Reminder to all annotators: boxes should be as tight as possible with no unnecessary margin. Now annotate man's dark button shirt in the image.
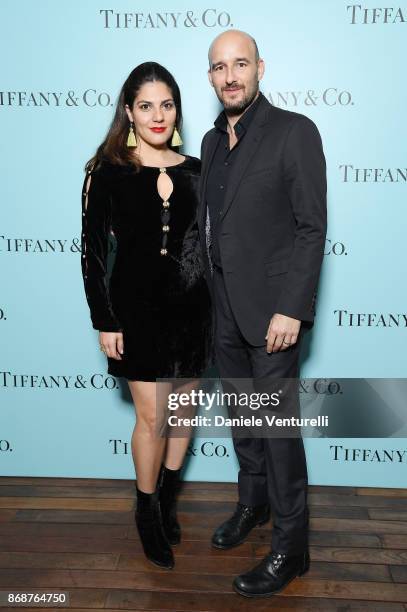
[206,93,262,269]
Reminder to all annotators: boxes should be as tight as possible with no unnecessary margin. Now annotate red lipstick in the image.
[150,127,166,133]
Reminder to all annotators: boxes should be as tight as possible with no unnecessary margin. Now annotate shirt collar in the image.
[214,91,263,138]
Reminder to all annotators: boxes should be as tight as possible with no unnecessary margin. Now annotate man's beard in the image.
[220,83,258,115]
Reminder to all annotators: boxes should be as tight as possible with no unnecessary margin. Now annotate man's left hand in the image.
[265,313,301,353]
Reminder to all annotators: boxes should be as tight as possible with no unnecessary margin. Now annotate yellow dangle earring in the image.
[127,121,138,147]
[171,126,183,147]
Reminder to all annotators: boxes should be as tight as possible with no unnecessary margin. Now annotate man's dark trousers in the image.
[213,263,309,555]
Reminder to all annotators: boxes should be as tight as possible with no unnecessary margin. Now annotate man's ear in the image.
[257,59,265,81]
[207,68,214,88]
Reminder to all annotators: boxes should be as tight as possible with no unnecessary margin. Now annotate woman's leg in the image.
[128,380,172,492]
[127,379,175,568]
[163,379,200,469]
[158,379,201,545]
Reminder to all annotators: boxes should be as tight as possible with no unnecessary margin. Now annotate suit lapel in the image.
[197,94,271,277]
[221,99,270,220]
[199,130,221,227]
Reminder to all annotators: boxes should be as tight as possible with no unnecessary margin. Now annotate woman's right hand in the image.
[99,331,124,360]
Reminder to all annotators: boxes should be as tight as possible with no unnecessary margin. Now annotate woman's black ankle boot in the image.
[158,464,182,545]
[135,485,174,569]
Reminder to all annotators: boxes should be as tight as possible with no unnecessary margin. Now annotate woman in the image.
[80,62,213,569]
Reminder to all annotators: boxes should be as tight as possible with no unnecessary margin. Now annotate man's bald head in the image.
[208,29,259,67]
[207,29,264,116]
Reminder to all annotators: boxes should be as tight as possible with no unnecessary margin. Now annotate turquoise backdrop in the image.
[1,0,406,486]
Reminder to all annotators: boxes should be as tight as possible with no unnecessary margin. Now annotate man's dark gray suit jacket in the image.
[198,92,327,346]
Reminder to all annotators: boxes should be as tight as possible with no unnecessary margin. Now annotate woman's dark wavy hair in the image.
[85,62,183,172]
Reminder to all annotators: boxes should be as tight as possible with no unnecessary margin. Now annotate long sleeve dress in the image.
[80,154,213,381]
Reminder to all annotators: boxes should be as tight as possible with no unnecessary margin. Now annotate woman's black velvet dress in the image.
[80,155,213,381]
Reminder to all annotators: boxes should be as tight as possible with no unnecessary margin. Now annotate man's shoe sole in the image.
[211,515,270,550]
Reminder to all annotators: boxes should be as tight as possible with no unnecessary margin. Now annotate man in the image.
[198,30,327,597]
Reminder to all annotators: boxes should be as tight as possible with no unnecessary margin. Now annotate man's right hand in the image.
[99,331,124,360]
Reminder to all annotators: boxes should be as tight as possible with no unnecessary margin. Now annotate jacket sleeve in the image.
[274,116,327,323]
[80,165,123,332]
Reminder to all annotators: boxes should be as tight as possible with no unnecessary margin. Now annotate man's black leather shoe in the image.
[233,549,310,597]
[211,502,270,549]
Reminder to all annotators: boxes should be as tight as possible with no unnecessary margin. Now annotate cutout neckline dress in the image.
[81,154,213,381]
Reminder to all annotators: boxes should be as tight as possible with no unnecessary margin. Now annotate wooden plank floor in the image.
[0,477,407,611]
